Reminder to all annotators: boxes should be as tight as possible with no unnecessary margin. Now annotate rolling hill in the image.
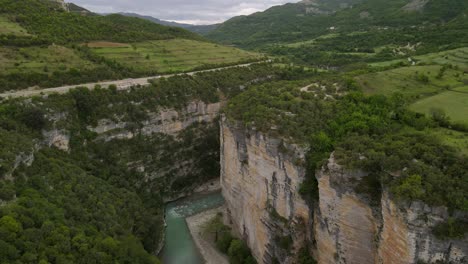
[0,0,260,92]
[117,13,219,35]
[206,0,468,49]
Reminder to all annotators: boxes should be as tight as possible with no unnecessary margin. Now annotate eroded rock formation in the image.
[221,119,468,264]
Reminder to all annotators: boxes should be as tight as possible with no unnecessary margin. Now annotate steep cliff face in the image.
[315,154,378,264]
[220,118,311,263]
[221,120,468,264]
[88,101,221,141]
[316,155,467,264]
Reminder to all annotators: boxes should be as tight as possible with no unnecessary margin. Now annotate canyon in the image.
[220,119,468,264]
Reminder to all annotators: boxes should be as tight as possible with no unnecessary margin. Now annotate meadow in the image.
[0,45,97,74]
[369,47,468,69]
[87,39,261,74]
[410,88,468,125]
[356,65,466,96]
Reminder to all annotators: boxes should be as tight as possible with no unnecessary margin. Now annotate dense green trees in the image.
[225,77,468,213]
[0,0,201,44]
[207,215,256,264]
[0,64,295,263]
[0,149,161,264]
[207,0,468,49]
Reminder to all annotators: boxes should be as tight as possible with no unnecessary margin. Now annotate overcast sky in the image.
[71,0,299,25]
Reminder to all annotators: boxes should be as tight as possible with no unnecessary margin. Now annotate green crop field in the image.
[0,45,97,74]
[409,89,468,125]
[356,65,466,96]
[370,47,468,69]
[88,39,261,74]
[0,15,29,35]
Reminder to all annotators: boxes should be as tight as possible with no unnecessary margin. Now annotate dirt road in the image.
[0,61,267,99]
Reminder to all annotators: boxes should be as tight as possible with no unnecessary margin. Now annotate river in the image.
[160,192,225,264]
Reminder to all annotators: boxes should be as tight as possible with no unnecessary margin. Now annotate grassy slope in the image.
[355,47,468,154]
[206,0,468,48]
[370,47,468,68]
[87,39,260,73]
[0,15,28,35]
[356,65,466,96]
[0,45,97,74]
[0,0,260,90]
[410,89,468,124]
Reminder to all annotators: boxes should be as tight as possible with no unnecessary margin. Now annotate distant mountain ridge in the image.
[117,13,219,35]
[206,0,468,48]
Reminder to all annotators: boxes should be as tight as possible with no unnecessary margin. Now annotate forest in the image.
[0,64,310,263]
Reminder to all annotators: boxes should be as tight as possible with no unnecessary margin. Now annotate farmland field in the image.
[370,47,468,69]
[87,39,261,74]
[356,65,466,96]
[409,89,468,125]
[0,45,97,74]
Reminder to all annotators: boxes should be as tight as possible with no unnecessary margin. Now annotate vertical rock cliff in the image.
[221,119,468,264]
[221,118,312,263]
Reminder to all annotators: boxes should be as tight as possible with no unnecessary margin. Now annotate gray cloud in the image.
[71,0,299,25]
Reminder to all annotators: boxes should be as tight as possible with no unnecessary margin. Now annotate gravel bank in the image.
[186,206,229,264]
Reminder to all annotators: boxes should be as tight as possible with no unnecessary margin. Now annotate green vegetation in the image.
[409,91,468,125]
[0,15,28,35]
[0,0,201,44]
[369,47,468,69]
[0,0,262,92]
[0,64,283,263]
[226,77,468,211]
[0,45,96,75]
[433,218,468,240]
[88,39,261,74]
[205,214,256,264]
[354,55,467,126]
[0,149,161,264]
[430,128,468,156]
[207,0,468,49]
[356,65,466,97]
[297,247,317,264]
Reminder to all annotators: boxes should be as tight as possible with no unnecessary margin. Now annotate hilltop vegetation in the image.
[86,39,260,75]
[207,0,468,49]
[0,0,201,44]
[225,74,468,212]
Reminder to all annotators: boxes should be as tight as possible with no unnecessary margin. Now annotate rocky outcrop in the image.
[42,129,70,152]
[221,120,468,264]
[88,101,221,141]
[402,0,429,12]
[220,118,311,263]
[315,155,378,264]
[316,155,467,264]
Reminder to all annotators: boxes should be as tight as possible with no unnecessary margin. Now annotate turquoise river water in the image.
[160,192,225,264]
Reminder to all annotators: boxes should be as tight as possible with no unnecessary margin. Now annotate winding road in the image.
[0,61,268,99]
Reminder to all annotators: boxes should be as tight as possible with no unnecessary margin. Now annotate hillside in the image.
[118,13,219,35]
[207,0,468,49]
[0,0,260,92]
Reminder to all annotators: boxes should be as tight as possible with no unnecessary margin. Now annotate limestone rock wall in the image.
[221,120,467,264]
[315,155,467,264]
[88,101,221,141]
[220,118,311,263]
[315,155,378,264]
